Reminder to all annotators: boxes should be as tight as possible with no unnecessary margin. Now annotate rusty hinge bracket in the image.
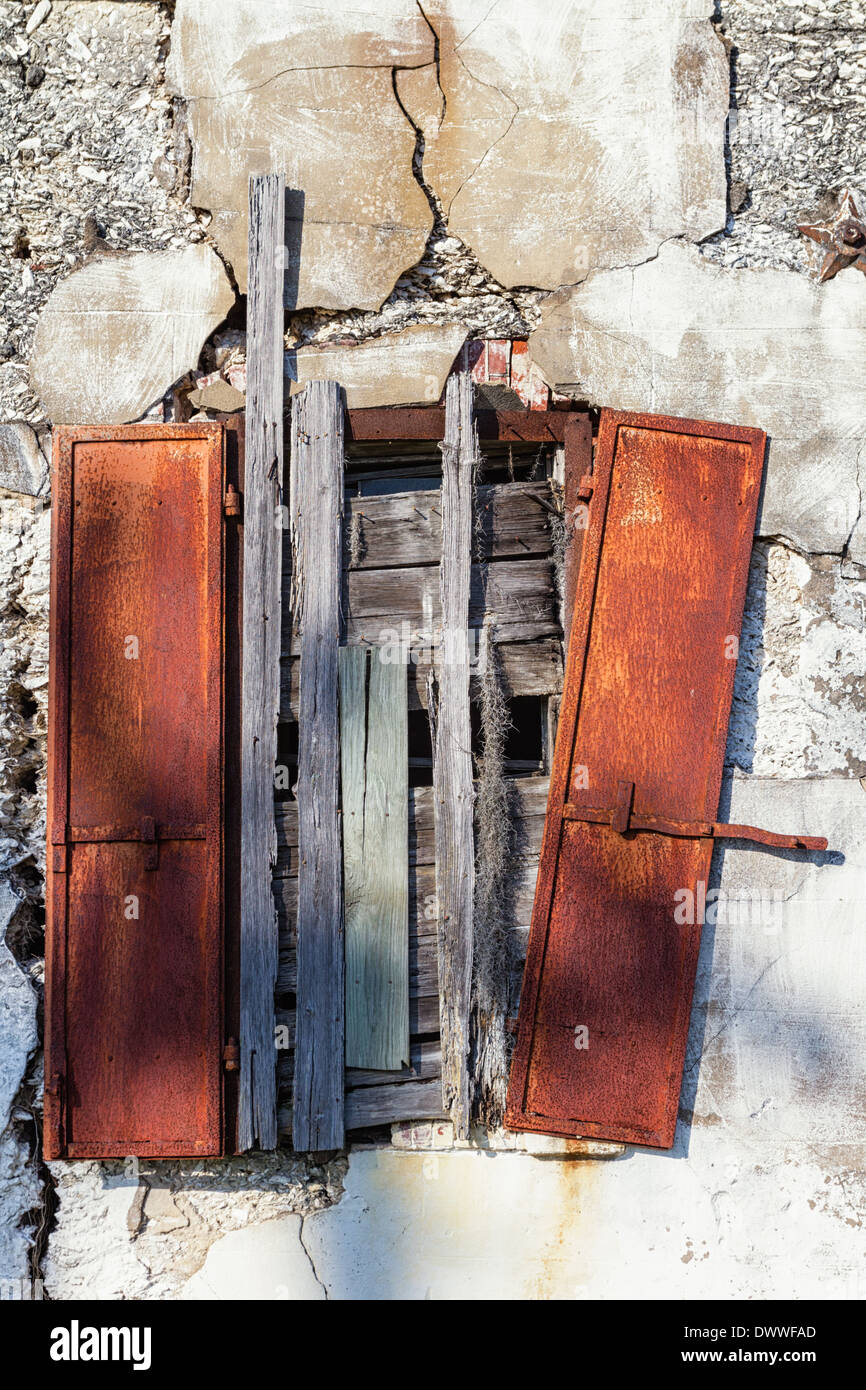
[576,472,594,502]
[223,1037,240,1072]
[50,823,67,873]
[564,780,828,852]
[224,483,242,518]
[141,815,158,871]
[45,1072,65,1152]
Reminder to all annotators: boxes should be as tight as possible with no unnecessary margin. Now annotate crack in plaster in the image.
[443,48,520,221]
[298,1214,329,1299]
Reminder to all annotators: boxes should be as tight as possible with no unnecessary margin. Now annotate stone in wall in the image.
[167,0,435,309]
[708,0,866,272]
[31,244,234,424]
[287,322,467,407]
[0,423,48,496]
[0,880,40,1290]
[0,495,50,877]
[530,239,866,558]
[0,1,202,425]
[400,0,728,290]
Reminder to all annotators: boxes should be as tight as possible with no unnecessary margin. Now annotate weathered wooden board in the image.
[338,482,555,569]
[339,646,409,1071]
[431,373,476,1139]
[275,775,550,879]
[277,996,441,1052]
[279,1077,447,1136]
[562,413,593,649]
[286,557,556,652]
[278,1039,442,1092]
[290,380,345,1153]
[274,859,538,999]
[506,411,768,1150]
[239,174,284,1152]
[280,637,563,721]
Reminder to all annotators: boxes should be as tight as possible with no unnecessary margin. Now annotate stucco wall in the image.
[0,0,864,1301]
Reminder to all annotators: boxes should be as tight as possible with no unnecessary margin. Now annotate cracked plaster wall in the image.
[0,0,863,1301]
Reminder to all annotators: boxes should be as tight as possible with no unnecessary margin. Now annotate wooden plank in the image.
[290,380,345,1152]
[279,1077,447,1136]
[276,995,441,1051]
[430,372,476,1139]
[285,556,555,652]
[346,1079,447,1128]
[281,638,563,721]
[239,173,284,1153]
[339,481,555,569]
[340,646,409,1070]
[563,414,593,649]
[274,858,539,997]
[278,1039,442,1092]
[275,775,551,878]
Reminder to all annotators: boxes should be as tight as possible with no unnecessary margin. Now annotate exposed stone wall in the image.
[0,0,863,1301]
[708,0,866,270]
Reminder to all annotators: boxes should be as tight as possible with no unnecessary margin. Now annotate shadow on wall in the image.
[653,437,847,1161]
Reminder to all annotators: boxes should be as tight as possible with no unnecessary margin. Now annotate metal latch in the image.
[564,780,828,853]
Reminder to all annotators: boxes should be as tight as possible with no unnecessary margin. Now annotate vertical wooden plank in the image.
[240,174,284,1151]
[291,379,345,1151]
[340,647,409,1072]
[562,413,593,651]
[431,371,475,1138]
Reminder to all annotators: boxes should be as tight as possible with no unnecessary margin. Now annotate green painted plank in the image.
[339,647,409,1071]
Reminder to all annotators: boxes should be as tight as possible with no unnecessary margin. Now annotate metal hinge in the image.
[45,1072,65,1154]
[576,472,594,502]
[224,483,241,518]
[223,1038,240,1072]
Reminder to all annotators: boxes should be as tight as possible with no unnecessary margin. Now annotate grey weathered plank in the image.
[278,1077,447,1136]
[275,774,551,878]
[338,481,555,569]
[276,994,441,1052]
[285,557,556,653]
[280,637,563,721]
[290,380,345,1152]
[278,1039,442,1093]
[345,1079,447,1128]
[277,897,533,1000]
[239,173,284,1151]
[274,858,540,995]
[430,372,476,1139]
[339,646,409,1071]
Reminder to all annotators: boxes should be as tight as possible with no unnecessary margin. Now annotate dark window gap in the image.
[276,721,298,800]
[409,694,545,788]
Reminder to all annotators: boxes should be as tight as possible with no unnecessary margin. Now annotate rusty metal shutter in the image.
[45,426,226,1158]
[506,411,827,1149]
